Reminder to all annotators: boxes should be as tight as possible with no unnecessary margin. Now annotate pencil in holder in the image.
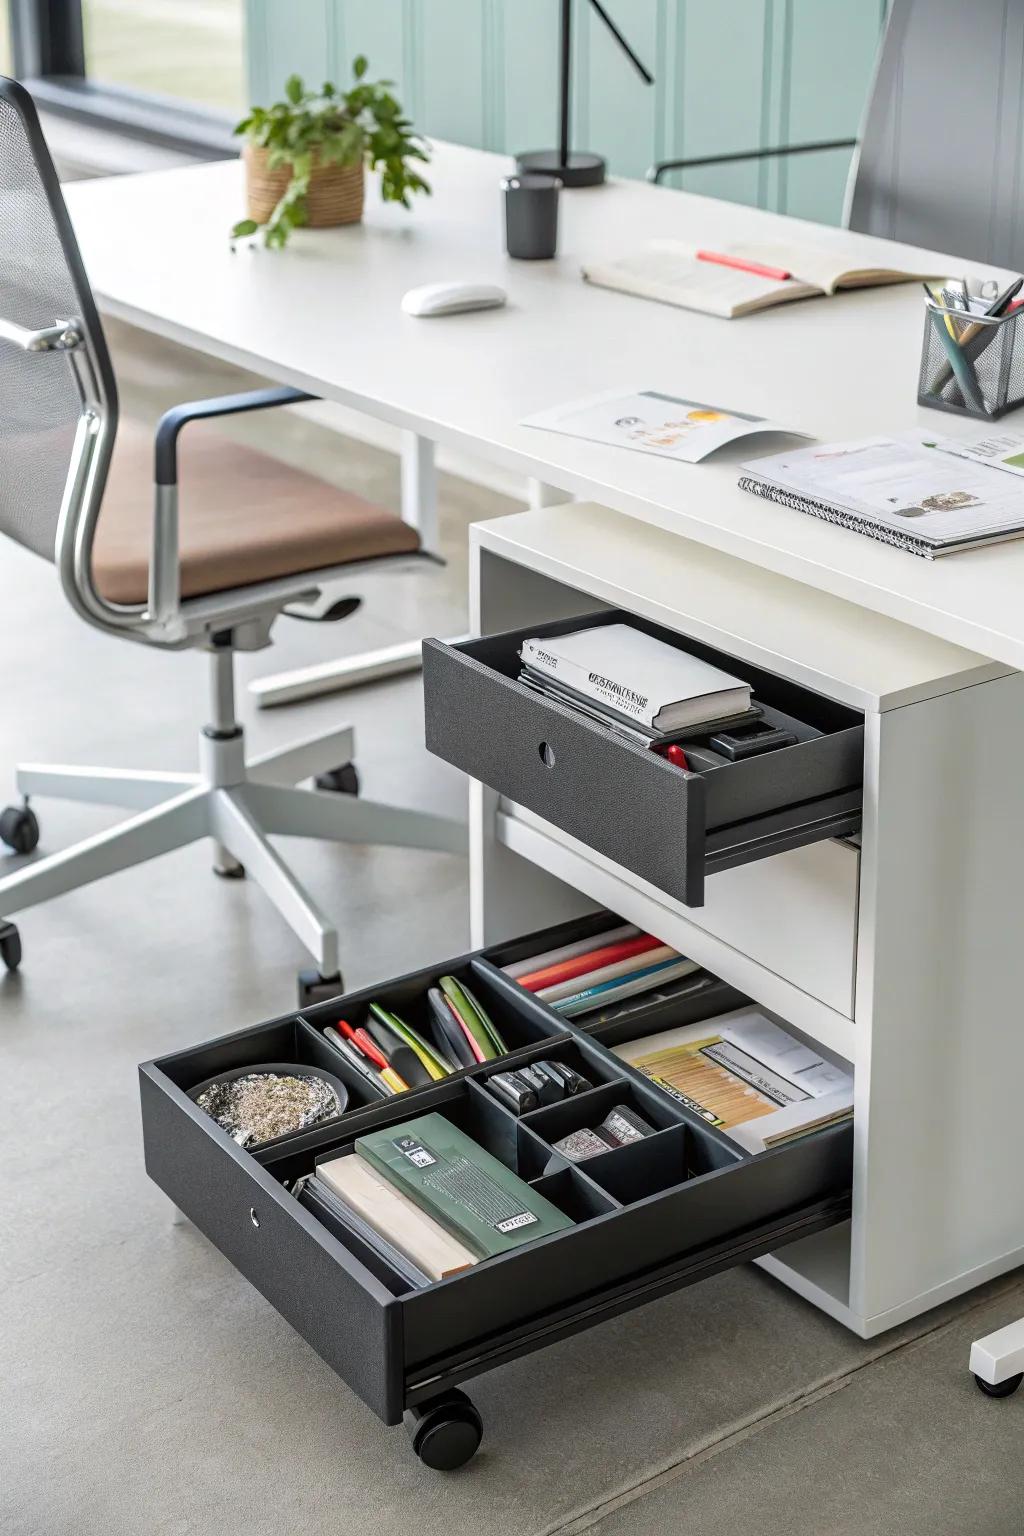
[918,300,1024,420]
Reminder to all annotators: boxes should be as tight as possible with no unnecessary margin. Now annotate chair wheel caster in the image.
[975,1371,1024,1398]
[0,920,22,972]
[213,857,245,879]
[297,968,344,1008]
[0,804,39,854]
[405,1390,483,1471]
[314,763,360,796]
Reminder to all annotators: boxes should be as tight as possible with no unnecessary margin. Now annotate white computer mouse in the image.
[401,281,507,317]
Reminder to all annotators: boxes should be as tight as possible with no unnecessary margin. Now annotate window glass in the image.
[82,0,246,115]
[0,3,11,77]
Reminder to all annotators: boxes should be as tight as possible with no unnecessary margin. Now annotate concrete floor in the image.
[2,329,1023,1535]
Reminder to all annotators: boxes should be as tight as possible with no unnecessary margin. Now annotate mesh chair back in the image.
[848,0,1024,267]
[0,79,117,563]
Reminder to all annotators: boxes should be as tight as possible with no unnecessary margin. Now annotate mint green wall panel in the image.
[774,0,880,220]
[417,0,487,147]
[332,1,407,98]
[246,0,887,226]
[246,0,332,101]
[497,0,559,159]
[673,0,772,209]
[575,0,660,181]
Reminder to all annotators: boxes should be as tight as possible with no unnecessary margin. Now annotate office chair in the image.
[0,78,464,1002]
[649,0,1024,270]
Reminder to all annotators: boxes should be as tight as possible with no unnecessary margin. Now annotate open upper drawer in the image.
[422,611,864,907]
[139,914,853,1429]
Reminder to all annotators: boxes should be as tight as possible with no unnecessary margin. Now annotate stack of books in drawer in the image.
[518,622,755,747]
[293,1112,573,1289]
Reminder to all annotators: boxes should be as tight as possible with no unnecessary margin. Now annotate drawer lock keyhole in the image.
[539,741,556,768]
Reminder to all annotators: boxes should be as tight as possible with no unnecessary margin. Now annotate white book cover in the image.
[520,623,749,733]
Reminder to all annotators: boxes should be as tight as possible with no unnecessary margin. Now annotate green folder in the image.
[355,1113,573,1259]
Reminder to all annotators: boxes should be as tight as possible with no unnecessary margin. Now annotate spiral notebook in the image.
[739,434,1024,558]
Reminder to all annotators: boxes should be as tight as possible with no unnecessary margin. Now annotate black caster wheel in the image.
[212,857,245,880]
[0,804,39,855]
[405,1389,483,1471]
[297,968,345,1008]
[314,762,360,796]
[0,920,22,972]
[975,1371,1024,1398]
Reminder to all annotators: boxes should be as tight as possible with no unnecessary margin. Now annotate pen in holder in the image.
[918,298,1024,420]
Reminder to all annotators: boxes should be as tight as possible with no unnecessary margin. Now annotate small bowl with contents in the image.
[189,1063,348,1151]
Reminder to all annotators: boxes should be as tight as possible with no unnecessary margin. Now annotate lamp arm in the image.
[586,0,654,84]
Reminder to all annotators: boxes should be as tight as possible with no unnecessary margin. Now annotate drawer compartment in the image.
[422,611,864,906]
[140,916,852,1436]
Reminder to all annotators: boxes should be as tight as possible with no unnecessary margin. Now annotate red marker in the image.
[696,250,791,282]
[661,744,689,771]
[336,1017,391,1071]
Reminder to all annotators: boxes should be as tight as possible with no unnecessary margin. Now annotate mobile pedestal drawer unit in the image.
[139,911,852,1470]
[447,502,1024,1356]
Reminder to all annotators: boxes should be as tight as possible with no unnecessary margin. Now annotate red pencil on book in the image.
[696,250,791,281]
[516,933,664,992]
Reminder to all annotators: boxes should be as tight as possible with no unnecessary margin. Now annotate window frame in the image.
[9,0,238,157]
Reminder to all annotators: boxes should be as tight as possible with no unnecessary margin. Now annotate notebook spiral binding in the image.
[737,475,935,559]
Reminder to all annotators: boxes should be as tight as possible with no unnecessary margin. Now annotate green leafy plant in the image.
[231,57,430,249]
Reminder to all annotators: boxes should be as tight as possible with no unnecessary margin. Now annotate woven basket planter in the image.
[243,143,365,228]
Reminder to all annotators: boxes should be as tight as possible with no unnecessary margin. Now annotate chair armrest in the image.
[154,385,317,485]
[149,385,317,628]
[647,137,857,184]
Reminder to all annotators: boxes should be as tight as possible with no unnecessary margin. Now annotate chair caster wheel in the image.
[405,1390,482,1471]
[0,920,22,972]
[297,968,344,1008]
[0,804,39,854]
[975,1371,1024,1398]
[314,763,360,796]
[213,857,245,879]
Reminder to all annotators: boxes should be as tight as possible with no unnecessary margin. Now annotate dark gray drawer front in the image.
[423,634,706,902]
[422,620,864,906]
[139,1068,404,1424]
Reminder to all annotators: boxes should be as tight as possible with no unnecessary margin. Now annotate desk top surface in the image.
[64,141,1024,670]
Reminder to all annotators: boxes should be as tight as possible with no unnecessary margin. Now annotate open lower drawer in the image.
[139,913,853,1460]
[422,610,864,906]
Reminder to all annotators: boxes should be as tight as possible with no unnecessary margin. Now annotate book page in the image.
[582,241,818,316]
[523,388,809,464]
[729,241,930,295]
[743,433,1024,548]
[938,428,1024,479]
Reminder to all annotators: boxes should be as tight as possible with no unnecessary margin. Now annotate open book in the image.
[582,240,935,318]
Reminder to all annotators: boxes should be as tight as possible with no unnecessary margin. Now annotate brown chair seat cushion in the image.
[92,418,420,605]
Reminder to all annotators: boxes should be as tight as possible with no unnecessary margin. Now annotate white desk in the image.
[63,142,1024,1340]
[65,141,1024,672]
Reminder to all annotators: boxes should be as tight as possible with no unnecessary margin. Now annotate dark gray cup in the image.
[502,172,561,260]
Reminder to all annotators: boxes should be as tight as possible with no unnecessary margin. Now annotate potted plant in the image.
[231,58,430,248]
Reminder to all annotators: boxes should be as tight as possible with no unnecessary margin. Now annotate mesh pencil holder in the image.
[918,301,1024,420]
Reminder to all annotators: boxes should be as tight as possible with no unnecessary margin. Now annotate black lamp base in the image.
[514,149,606,188]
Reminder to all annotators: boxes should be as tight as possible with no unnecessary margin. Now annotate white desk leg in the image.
[527,478,568,509]
[401,429,439,548]
[250,432,439,709]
